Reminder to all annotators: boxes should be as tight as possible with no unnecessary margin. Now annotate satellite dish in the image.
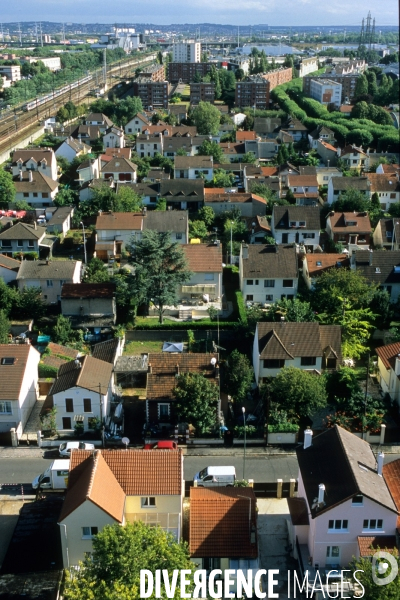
[122,437,130,450]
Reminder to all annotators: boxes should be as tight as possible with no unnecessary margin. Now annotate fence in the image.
[125,329,237,343]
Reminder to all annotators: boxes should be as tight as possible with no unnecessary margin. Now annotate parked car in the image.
[59,441,95,457]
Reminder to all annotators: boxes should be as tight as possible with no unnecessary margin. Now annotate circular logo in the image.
[372,551,398,586]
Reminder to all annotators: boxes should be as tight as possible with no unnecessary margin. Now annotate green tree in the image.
[332,188,369,212]
[54,188,78,207]
[174,372,218,434]
[197,206,215,228]
[113,186,143,212]
[0,310,10,343]
[189,219,208,240]
[127,230,193,324]
[52,315,75,346]
[311,268,374,316]
[270,367,328,418]
[155,197,167,211]
[63,521,195,600]
[354,73,369,98]
[324,366,361,404]
[223,350,254,403]
[349,552,400,599]
[389,203,400,218]
[83,258,110,283]
[0,170,16,207]
[212,169,235,188]
[347,128,374,147]
[0,279,13,315]
[192,101,221,135]
[366,70,378,96]
[197,139,225,163]
[266,298,316,322]
[11,287,45,320]
[241,152,257,164]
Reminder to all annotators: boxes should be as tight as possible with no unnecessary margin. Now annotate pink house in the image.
[289,425,399,580]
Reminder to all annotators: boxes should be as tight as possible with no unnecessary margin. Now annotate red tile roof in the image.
[357,536,398,556]
[305,253,350,276]
[182,244,223,272]
[190,488,257,558]
[328,212,372,233]
[236,131,256,142]
[0,344,39,401]
[68,448,183,496]
[96,212,143,231]
[260,167,279,176]
[383,458,400,527]
[61,283,116,299]
[375,342,400,370]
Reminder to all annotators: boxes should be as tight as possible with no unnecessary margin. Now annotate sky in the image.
[3,1,399,28]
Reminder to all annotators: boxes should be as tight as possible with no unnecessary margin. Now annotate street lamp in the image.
[242,406,246,480]
[80,221,87,265]
[230,221,234,265]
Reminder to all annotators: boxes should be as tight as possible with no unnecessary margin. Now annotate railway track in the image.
[0,53,157,154]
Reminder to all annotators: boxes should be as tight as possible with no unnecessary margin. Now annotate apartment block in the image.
[139,64,165,82]
[235,67,292,109]
[132,78,169,109]
[167,62,212,84]
[309,78,342,108]
[303,73,360,103]
[190,82,215,105]
[172,41,201,63]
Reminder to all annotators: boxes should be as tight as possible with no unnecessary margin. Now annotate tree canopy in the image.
[269,366,328,418]
[192,101,221,135]
[0,170,15,207]
[127,230,192,324]
[63,521,195,600]
[174,372,219,434]
[222,350,254,403]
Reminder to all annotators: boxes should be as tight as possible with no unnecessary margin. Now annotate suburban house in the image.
[366,173,400,211]
[243,165,279,193]
[124,113,150,134]
[0,222,46,256]
[16,260,82,304]
[177,243,223,309]
[13,171,59,208]
[376,342,400,411]
[316,139,339,167]
[60,283,117,330]
[338,144,368,170]
[103,126,125,150]
[55,137,91,162]
[352,250,400,303]
[247,215,271,243]
[136,134,163,158]
[189,487,258,591]
[162,137,193,158]
[146,353,219,427]
[219,142,246,163]
[173,156,214,180]
[45,206,75,237]
[83,112,113,132]
[280,118,308,142]
[326,211,372,249]
[104,147,132,160]
[270,206,321,251]
[12,148,58,181]
[254,117,281,138]
[0,253,21,283]
[45,354,114,433]
[326,177,370,205]
[92,337,124,367]
[308,125,336,150]
[159,180,204,212]
[0,344,40,441]
[76,158,100,184]
[314,167,342,187]
[95,210,189,259]
[58,448,184,567]
[373,219,400,250]
[289,425,398,580]
[100,156,138,183]
[253,321,342,382]
[239,244,298,305]
[143,168,170,183]
[204,190,267,218]
[302,253,350,289]
[286,175,319,205]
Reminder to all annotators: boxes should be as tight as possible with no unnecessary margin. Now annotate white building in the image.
[309,78,342,109]
[172,40,201,63]
[0,64,20,82]
[16,260,81,304]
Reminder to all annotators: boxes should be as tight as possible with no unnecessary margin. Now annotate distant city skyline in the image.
[2,1,398,28]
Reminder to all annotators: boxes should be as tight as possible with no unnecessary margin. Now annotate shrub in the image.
[38,363,58,378]
[235,291,248,325]
[267,423,300,433]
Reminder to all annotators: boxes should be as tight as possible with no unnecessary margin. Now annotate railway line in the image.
[0,53,157,155]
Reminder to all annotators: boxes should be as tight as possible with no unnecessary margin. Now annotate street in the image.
[0,449,399,487]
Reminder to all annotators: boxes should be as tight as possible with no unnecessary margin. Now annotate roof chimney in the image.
[303,428,313,449]
[318,483,325,504]
[377,452,384,477]
[29,170,33,183]
[19,169,23,181]
[242,244,249,260]
[148,363,152,374]
[34,221,37,230]
[142,206,147,216]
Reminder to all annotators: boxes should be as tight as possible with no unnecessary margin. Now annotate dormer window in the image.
[289,221,297,227]
[1,357,15,365]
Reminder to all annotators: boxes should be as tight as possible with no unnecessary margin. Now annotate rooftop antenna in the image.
[17,22,22,46]
[122,436,130,451]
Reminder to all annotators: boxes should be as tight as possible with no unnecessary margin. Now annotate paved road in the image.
[1,450,399,487]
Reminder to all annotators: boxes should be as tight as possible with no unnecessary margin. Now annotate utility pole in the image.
[17,23,22,46]
[103,48,107,88]
[39,22,43,47]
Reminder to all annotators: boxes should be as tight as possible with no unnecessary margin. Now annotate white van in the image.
[194,466,236,487]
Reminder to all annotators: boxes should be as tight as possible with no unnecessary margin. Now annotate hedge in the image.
[235,291,248,325]
[267,423,300,433]
[38,363,58,378]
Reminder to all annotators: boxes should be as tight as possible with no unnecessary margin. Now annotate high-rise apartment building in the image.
[172,41,201,63]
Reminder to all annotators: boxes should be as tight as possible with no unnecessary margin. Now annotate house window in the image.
[204,273,214,280]
[158,403,170,418]
[282,233,288,243]
[264,280,275,287]
[176,233,182,240]
[328,519,348,531]
[246,295,253,301]
[1,357,15,365]
[1,241,11,248]
[204,558,221,571]
[263,359,285,368]
[141,497,156,508]
[17,240,23,247]
[62,417,72,429]
[265,295,273,302]
[247,279,254,285]
[33,193,38,198]
[0,401,12,414]
[65,398,74,413]
[46,280,53,287]
[326,546,340,558]
[283,280,293,288]
[42,193,49,198]
[301,357,317,366]
[254,280,259,285]
[363,519,383,530]
[23,192,29,198]
[352,494,363,505]
[82,526,98,539]
[28,240,34,248]
[83,398,92,413]
[327,358,337,369]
